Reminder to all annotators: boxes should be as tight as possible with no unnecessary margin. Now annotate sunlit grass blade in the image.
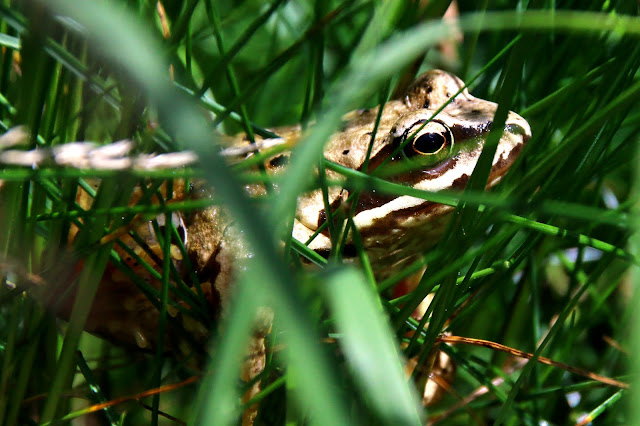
[42,1,354,424]
[324,267,422,424]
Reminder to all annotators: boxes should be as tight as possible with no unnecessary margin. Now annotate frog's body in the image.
[41,70,530,419]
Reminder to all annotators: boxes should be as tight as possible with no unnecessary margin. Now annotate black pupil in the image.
[414,133,445,154]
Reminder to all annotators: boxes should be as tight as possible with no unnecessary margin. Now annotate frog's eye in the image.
[402,120,453,159]
[411,132,447,155]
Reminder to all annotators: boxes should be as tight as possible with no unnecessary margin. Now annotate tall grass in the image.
[0,1,638,425]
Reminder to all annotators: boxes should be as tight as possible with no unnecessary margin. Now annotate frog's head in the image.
[294,70,531,273]
[370,69,531,193]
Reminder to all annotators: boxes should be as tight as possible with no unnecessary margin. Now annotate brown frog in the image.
[38,69,530,423]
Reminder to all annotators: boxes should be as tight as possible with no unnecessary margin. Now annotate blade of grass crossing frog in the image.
[194,276,269,424]
[147,217,200,307]
[457,43,525,234]
[42,2,355,424]
[324,267,422,424]
[392,230,509,333]
[197,154,353,425]
[171,222,210,316]
[418,52,525,358]
[337,83,391,286]
[150,209,173,426]
[28,181,48,277]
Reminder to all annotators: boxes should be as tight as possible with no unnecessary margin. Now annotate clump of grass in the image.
[0,1,638,425]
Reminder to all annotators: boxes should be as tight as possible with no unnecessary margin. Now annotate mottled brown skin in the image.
[41,70,530,424]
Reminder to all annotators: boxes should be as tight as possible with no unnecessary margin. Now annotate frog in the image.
[38,69,530,423]
[189,69,529,282]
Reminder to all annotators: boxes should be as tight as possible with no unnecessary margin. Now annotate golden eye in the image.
[402,121,453,160]
[412,132,446,154]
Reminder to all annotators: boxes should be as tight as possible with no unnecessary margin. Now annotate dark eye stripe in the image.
[449,121,491,140]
